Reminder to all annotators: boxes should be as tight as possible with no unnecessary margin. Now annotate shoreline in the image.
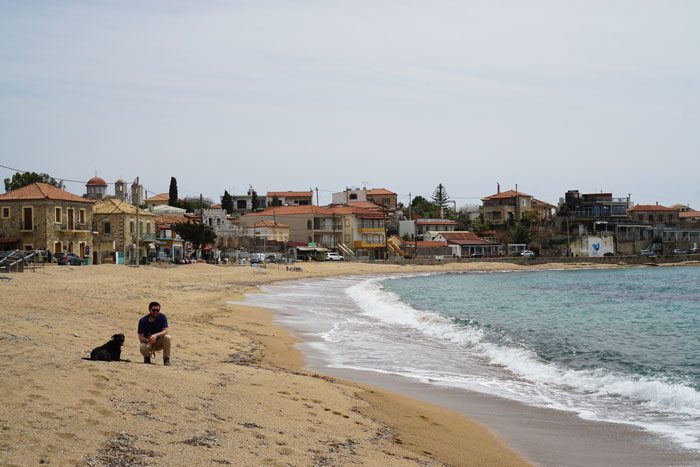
[1,261,696,466]
[242,267,700,466]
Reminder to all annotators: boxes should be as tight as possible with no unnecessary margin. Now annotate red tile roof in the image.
[0,183,93,204]
[437,232,498,245]
[628,204,676,212]
[347,201,385,209]
[144,192,169,202]
[154,214,189,227]
[266,191,313,198]
[366,188,396,196]
[328,205,386,218]
[416,219,457,225]
[254,220,289,228]
[679,210,700,219]
[482,190,532,201]
[86,176,108,186]
[532,198,555,209]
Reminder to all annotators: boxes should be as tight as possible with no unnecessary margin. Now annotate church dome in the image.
[86,176,108,187]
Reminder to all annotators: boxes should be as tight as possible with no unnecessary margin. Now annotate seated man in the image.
[138,301,171,365]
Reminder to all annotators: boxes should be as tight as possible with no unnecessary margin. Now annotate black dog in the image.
[89,334,125,361]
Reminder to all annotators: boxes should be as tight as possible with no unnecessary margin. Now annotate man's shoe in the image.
[144,356,151,364]
[163,357,170,366]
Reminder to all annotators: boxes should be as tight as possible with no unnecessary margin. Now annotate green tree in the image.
[251,189,259,211]
[173,222,217,255]
[4,172,64,192]
[410,195,440,218]
[221,190,234,215]
[168,177,178,207]
[431,183,449,210]
[179,196,212,213]
[269,196,282,207]
[510,224,531,245]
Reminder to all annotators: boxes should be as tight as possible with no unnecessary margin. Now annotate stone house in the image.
[93,198,156,264]
[0,182,95,257]
[627,204,680,225]
[366,188,398,211]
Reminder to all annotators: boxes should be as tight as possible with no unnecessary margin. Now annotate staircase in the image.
[387,235,405,257]
[337,242,355,257]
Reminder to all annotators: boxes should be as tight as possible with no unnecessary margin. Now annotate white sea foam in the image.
[345,277,700,449]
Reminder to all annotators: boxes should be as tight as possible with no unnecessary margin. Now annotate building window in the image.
[79,209,86,224]
[55,207,62,223]
[130,221,135,233]
[349,193,358,200]
[104,222,111,234]
[1,207,10,219]
[24,244,33,250]
[236,200,247,209]
[146,223,151,234]
[307,220,312,230]
[22,207,33,230]
[344,234,351,243]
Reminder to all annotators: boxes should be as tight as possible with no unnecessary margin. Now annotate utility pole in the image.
[408,192,412,220]
[200,194,204,260]
[135,176,140,267]
[315,187,319,207]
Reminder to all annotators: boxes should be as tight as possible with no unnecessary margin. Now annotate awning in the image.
[0,237,19,244]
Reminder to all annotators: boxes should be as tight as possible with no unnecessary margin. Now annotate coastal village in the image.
[1,174,699,267]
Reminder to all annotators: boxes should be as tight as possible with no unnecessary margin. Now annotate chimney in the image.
[497,182,500,194]
[656,201,659,206]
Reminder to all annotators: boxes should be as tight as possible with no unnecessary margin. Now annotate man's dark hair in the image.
[149,301,161,310]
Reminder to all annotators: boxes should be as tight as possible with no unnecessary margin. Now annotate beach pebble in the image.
[73,332,80,338]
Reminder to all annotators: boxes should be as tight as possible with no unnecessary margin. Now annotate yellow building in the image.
[93,198,156,264]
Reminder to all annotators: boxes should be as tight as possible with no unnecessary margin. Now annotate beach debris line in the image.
[85,432,161,466]
[226,350,259,366]
[180,431,219,448]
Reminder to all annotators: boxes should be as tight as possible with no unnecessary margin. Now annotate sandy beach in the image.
[0,260,691,466]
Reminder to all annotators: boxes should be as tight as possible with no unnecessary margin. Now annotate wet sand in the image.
[250,269,700,467]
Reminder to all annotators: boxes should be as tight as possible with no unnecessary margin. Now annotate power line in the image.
[0,162,140,188]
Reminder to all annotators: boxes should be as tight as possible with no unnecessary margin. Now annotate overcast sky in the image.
[1,1,699,208]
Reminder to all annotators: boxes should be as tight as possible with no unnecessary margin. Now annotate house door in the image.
[68,241,74,253]
[54,241,62,253]
[79,242,86,257]
[67,208,74,230]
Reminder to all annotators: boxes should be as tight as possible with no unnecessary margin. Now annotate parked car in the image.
[520,250,535,257]
[689,247,699,254]
[673,249,687,255]
[55,252,83,265]
[639,249,654,256]
[249,253,267,264]
[326,252,345,261]
[149,251,170,262]
[470,253,484,258]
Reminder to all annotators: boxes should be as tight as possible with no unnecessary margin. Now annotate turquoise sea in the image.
[244,266,700,451]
